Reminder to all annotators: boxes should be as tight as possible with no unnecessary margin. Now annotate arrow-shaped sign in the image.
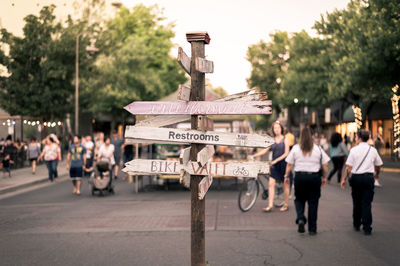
[124,101,272,115]
[178,84,191,101]
[123,159,270,177]
[195,57,214,73]
[179,147,191,165]
[197,145,215,167]
[178,47,191,74]
[198,175,213,200]
[134,91,268,128]
[125,126,274,148]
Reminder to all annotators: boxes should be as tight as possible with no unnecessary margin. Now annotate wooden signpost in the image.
[125,126,275,147]
[123,159,270,177]
[122,32,273,266]
[124,100,272,115]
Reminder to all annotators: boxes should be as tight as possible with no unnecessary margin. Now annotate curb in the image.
[382,168,400,173]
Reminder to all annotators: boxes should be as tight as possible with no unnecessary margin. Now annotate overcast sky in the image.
[0,0,351,94]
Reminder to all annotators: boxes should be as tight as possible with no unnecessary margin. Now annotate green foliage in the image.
[247,31,290,110]
[314,0,400,104]
[247,0,400,116]
[85,5,187,117]
[0,5,97,120]
[282,31,331,107]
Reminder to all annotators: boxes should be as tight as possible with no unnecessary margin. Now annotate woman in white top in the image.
[284,127,330,235]
[38,137,61,182]
[97,137,115,175]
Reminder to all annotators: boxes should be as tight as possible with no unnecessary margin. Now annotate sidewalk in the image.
[0,160,68,195]
[382,156,400,173]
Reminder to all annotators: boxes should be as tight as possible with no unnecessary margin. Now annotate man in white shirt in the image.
[341,129,383,235]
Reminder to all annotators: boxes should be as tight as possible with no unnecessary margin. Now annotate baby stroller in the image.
[90,160,115,196]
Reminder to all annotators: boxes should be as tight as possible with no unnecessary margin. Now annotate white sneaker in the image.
[374,180,382,187]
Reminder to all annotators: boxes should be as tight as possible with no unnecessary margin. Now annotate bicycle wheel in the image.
[273,181,285,208]
[238,178,259,212]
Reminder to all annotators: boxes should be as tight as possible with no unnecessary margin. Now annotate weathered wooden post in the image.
[123,32,273,265]
[187,32,209,266]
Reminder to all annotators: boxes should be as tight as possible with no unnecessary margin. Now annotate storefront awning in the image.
[367,102,392,120]
[342,106,355,123]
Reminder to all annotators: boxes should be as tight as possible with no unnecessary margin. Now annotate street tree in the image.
[314,0,400,105]
[281,31,331,107]
[84,5,187,119]
[246,31,290,128]
[0,5,96,122]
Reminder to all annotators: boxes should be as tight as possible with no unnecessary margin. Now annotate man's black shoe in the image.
[364,230,372,236]
[298,220,305,233]
[354,226,360,232]
[309,231,317,236]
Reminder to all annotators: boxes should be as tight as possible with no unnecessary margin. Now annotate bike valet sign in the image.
[124,159,270,177]
[122,32,273,265]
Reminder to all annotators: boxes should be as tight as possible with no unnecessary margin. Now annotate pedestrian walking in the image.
[97,137,115,178]
[27,137,41,174]
[66,136,86,195]
[340,129,383,235]
[320,134,329,153]
[37,137,61,182]
[123,143,134,180]
[83,135,94,177]
[111,130,124,179]
[94,132,104,160]
[284,127,330,235]
[327,132,349,184]
[2,154,13,178]
[248,121,291,212]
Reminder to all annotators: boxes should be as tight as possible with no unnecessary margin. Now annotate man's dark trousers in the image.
[350,173,374,232]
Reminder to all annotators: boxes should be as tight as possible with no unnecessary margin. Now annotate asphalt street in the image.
[0,171,399,266]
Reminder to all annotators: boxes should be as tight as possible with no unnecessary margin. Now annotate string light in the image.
[391,85,400,155]
[352,105,362,129]
[0,119,62,127]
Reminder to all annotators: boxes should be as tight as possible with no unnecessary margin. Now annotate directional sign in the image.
[135,115,190,128]
[124,101,272,115]
[134,91,268,128]
[179,147,191,165]
[178,85,191,101]
[178,47,191,74]
[125,126,274,148]
[197,145,215,166]
[180,169,191,188]
[195,57,214,73]
[197,116,214,131]
[123,159,270,177]
[198,175,213,200]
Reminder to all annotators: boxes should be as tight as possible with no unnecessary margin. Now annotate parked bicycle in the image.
[238,174,284,212]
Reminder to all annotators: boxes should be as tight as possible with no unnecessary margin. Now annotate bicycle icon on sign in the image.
[233,167,249,177]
